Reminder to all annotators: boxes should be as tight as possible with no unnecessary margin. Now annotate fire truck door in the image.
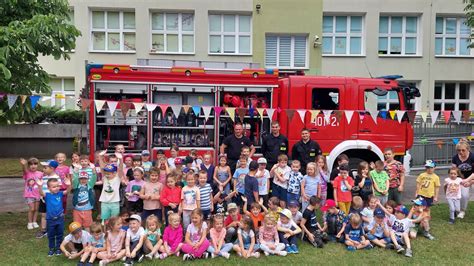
[357,87,407,152]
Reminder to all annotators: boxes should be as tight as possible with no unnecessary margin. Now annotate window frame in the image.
[378,15,421,56]
[433,82,472,111]
[265,35,308,69]
[322,15,365,56]
[150,12,195,54]
[89,10,136,53]
[49,78,76,110]
[435,16,473,57]
[208,14,252,55]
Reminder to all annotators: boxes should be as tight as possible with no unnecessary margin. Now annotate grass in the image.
[2,204,474,265]
[0,158,72,177]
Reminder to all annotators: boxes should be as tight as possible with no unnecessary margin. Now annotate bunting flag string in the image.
[133,102,144,114]
[95,100,106,113]
[266,108,275,121]
[344,111,354,124]
[256,108,265,121]
[7,94,18,109]
[145,103,157,112]
[107,101,118,115]
[297,109,307,123]
[285,109,295,122]
[369,110,379,124]
[202,106,213,121]
[430,111,439,126]
[170,105,182,118]
[225,107,236,122]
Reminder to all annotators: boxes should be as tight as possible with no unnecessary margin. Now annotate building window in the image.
[378,16,419,55]
[322,15,364,55]
[265,35,307,69]
[208,14,251,54]
[434,82,471,110]
[151,13,194,53]
[47,78,76,110]
[90,11,136,52]
[435,17,472,56]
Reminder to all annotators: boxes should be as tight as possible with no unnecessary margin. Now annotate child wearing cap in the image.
[416,160,441,211]
[444,167,463,224]
[322,199,348,243]
[344,213,372,251]
[20,157,42,230]
[72,168,96,232]
[124,214,146,265]
[370,160,390,205]
[224,203,242,243]
[183,156,198,174]
[286,160,304,206]
[301,162,321,211]
[367,208,393,249]
[409,197,434,240]
[333,164,354,214]
[301,196,325,248]
[59,221,90,260]
[255,157,271,206]
[98,152,126,224]
[141,150,153,174]
[277,209,302,254]
[36,160,62,239]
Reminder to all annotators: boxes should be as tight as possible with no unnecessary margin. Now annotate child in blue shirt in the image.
[344,213,372,251]
[233,155,249,207]
[38,171,72,257]
[286,160,304,204]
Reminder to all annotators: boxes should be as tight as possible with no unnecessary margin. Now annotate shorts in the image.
[73,209,93,228]
[394,234,406,245]
[416,195,434,207]
[243,243,260,251]
[202,209,212,220]
[272,184,287,202]
[25,197,39,204]
[287,192,299,203]
[39,199,46,213]
[73,243,84,252]
[142,209,163,223]
[128,199,144,213]
[101,202,120,220]
[367,234,391,243]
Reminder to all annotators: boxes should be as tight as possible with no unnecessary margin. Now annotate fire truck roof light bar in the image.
[377,75,403,80]
[128,65,276,75]
[91,80,279,88]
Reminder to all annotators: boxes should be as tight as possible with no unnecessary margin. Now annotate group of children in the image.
[20,144,462,264]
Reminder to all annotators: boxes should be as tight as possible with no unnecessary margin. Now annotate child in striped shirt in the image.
[198,170,213,223]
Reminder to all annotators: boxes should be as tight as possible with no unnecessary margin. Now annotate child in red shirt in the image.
[160,174,181,225]
[333,164,354,215]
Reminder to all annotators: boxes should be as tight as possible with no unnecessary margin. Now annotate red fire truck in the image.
[86,64,419,170]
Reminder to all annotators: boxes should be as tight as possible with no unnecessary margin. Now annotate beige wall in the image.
[322,0,474,111]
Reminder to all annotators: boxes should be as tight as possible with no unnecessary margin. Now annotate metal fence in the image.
[410,115,474,168]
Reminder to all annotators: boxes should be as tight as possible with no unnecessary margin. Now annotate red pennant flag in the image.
[442,111,451,124]
[159,104,169,114]
[407,111,417,125]
[435,139,444,149]
[285,109,295,122]
[81,98,91,111]
[120,102,132,119]
[237,108,247,123]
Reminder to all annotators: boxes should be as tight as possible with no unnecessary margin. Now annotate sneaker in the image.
[202,252,209,259]
[423,232,435,240]
[365,243,374,250]
[263,251,270,256]
[99,260,109,266]
[123,263,133,266]
[396,245,405,253]
[176,252,180,257]
[252,252,260,258]
[405,248,413,258]
[32,222,39,228]
[159,253,167,260]
[286,245,293,254]
[48,249,54,257]
[137,254,145,263]
[291,244,299,254]
[449,218,455,224]
[346,246,356,251]
[385,243,395,250]
[85,263,93,266]
[183,254,192,261]
[27,223,34,230]
[121,256,127,262]
[36,230,47,239]
[145,254,153,260]
[55,249,62,256]
[278,251,288,256]
[457,211,465,219]
[221,252,230,259]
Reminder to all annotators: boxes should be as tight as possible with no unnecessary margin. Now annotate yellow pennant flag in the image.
[226,107,236,123]
[257,108,265,121]
[389,110,396,120]
[310,110,320,122]
[20,95,28,104]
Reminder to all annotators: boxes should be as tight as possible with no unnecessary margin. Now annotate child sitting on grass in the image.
[277,209,302,254]
[78,222,106,265]
[344,213,372,251]
[207,214,233,259]
[243,197,267,232]
[124,214,146,265]
[300,196,325,248]
[233,215,261,258]
[60,222,90,260]
[97,216,126,265]
[224,203,242,243]
[159,212,183,259]
[409,197,434,240]
[322,199,347,243]
[144,215,163,260]
[259,215,287,257]
[182,208,210,261]
[367,208,393,249]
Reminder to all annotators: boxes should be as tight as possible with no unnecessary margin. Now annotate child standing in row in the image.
[160,174,181,224]
[181,172,200,229]
[301,162,321,211]
[140,168,163,222]
[286,160,303,204]
[125,168,145,213]
[371,161,390,205]
[316,155,330,204]
[416,160,440,213]
[37,160,61,238]
[333,164,354,214]
[271,154,291,208]
[20,157,42,230]
[214,155,232,195]
[256,158,271,205]
[444,167,463,224]
[198,170,213,221]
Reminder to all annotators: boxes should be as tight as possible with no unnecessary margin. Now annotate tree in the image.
[465,0,474,47]
[0,0,81,124]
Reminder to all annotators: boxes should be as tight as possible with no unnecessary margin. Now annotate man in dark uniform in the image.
[220,123,255,174]
[261,121,289,170]
[291,128,322,175]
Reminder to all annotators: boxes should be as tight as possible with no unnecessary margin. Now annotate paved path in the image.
[1,171,473,213]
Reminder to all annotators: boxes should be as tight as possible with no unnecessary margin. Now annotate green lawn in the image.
[1,204,474,265]
[0,158,72,176]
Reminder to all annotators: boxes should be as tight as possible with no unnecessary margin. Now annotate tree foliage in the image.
[465,0,474,47]
[0,0,81,124]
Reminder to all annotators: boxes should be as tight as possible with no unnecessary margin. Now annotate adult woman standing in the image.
[452,140,474,219]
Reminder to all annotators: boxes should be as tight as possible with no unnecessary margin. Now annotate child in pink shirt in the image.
[159,212,183,259]
[182,209,210,260]
[20,157,42,230]
[259,215,287,256]
[207,214,232,259]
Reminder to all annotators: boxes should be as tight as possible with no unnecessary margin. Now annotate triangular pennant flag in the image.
[453,138,460,145]
[237,108,247,122]
[257,108,265,121]
[436,139,443,149]
[310,110,320,122]
[95,100,106,113]
[369,110,379,124]
[418,111,428,122]
[182,105,191,114]
[452,111,462,124]
[226,107,236,122]
[430,111,439,126]
[7,94,18,109]
[396,110,405,123]
[160,105,170,114]
[145,103,157,112]
[192,106,201,116]
[462,110,471,122]
[202,106,212,121]
[322,110,332,124]
[81,98,91,111]
[214,106,223,119]
[107,101,119,115]
[249,107,255,119]
[380,111,388,119]
[170,105,182,118]
[30,95,41,108]
[297,109,307,123]
[389,110,396,120]
[407,111,417,124]
[359,111,366,122]
[442,111,451,124]
[344,111,354,124]
[133,102,144,113]
[334,110,343,123]
[285,109,295,122]
[120,102,132,118]
[266,108,275,121]
[20,95,28,104]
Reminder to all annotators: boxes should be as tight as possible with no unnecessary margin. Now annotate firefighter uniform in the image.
[261,134,289,168]
[291,139,322,175]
